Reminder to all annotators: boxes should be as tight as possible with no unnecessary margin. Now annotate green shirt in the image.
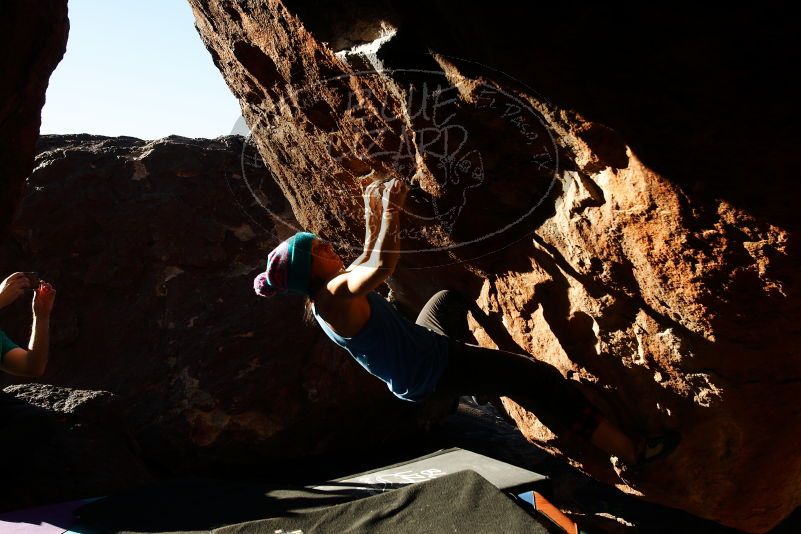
[0,329,20,365]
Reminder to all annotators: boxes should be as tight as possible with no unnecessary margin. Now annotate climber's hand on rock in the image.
[362,179,385,218]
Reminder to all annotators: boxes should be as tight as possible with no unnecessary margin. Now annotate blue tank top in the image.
[312,291,450,402]
[0,329,20,365]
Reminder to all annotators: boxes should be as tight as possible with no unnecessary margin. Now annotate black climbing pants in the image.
[415,289,602,442]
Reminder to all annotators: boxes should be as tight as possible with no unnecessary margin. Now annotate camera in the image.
[23,272,40,290]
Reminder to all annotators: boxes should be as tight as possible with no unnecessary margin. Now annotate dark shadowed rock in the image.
[186,1,801,531]
[0,384,154,513]
[0,0,69,236]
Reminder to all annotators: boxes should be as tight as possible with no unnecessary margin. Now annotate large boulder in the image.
[0,134,456,478]
[0,0,69,236]
[186,1,800,531]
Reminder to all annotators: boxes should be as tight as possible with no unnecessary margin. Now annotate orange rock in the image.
[187,2,801,531]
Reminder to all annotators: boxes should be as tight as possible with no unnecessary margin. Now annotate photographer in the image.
[0,272,56,377]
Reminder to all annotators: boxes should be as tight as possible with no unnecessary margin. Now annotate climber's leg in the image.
[415,290,471,413]
[590,419,638,464]
[415,291,645,462]
[437,340,638,462]
[415,289,470,342]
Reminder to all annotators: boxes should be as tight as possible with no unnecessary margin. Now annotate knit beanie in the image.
[254,231,317,298]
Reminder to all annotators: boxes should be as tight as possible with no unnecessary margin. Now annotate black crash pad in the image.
[213,470,551,534]
[72,448,554,533]
[314,446,548,496]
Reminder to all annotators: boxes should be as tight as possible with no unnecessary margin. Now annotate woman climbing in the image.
[253,174,678,470]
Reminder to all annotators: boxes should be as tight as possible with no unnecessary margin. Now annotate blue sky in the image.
[41,0,243,140]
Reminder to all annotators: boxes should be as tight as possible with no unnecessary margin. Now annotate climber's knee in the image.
[430,289,467,311]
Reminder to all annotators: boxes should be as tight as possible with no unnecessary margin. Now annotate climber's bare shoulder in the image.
[322,263,389,301]
[314,278,372,337]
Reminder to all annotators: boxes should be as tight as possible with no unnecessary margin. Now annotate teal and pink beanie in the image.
[254,231,317,298]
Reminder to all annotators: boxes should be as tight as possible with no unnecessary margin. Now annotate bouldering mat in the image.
[213,470,553,534]
[71,477,355,534]
[0,498,100,534]
[314,446,548,496]
[72,448,556,533]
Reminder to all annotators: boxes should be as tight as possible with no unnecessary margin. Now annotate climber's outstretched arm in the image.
[347,179,384,270]
[329,178,408,299]
[364,177,408,273]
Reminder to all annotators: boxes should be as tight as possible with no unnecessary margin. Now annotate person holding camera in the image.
[0,272,56,377]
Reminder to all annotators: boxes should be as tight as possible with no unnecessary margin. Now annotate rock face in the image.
[0,0,69,235]
[187,1,801,531]
[0,134,456,481]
